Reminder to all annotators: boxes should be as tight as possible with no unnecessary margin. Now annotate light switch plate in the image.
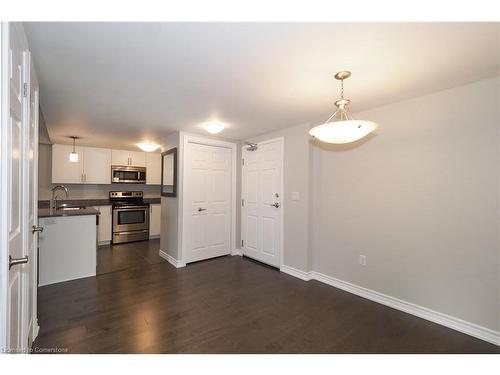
[291,192,300,201]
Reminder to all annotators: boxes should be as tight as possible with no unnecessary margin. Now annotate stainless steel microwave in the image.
[111,166,146,184]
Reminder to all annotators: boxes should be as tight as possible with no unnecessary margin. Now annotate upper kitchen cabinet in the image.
[52,144,111,184]
[52,144,84,183]
[130,151,146,167]
[146,152,161,185]
[83,147,111,184]
[112,149,146,167]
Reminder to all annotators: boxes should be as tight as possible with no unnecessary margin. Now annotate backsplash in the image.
[38,144,161,200]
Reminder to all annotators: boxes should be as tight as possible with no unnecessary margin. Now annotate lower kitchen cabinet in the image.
[94,205,112,244]
[150,203,161,237]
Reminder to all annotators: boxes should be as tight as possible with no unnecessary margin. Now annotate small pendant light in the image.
[309,71,378,144]
[69,136,79,162]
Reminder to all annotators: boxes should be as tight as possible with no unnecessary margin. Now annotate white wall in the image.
[247,123,312,272]
[312,77,500,331]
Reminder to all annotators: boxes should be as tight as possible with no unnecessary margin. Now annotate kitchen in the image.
[36,138,164,285]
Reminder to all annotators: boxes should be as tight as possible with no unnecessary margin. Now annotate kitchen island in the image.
[38,207,99,286]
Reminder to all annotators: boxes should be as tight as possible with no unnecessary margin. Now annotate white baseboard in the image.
[309,271,500,347]
[278,265,499,346]
[280,265,311,281]
[231,248,242,256]
[33,322,40,342]
[159,249,185,268]
[149,235,160,240]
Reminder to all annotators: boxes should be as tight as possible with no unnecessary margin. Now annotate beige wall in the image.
[312,78,499,331]
[247,123,313,272]
[38,143,161,200]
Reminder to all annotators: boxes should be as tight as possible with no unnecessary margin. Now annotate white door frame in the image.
[241,136,284,269]
[179,132,237,266]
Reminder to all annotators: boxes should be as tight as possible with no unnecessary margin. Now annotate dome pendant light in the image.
[309,71,377,144]
[69,136,79,163]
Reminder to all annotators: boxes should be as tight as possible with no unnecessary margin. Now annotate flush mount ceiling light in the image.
[137,142,160,152]
[309,71,378,144]
[201,121,225,134]
[69,136,79,162]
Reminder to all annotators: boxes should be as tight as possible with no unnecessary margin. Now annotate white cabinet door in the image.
[146,153,161,185]
[84,147,111,184]
[94,205,112,244]
[52,144,84,183]
[130,151,146,167]
[150,204,161,237]
[111,149,130,166]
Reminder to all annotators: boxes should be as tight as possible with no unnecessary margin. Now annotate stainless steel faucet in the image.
[50,185,69,210]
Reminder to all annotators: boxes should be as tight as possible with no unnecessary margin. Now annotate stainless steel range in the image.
[110,191,149,244]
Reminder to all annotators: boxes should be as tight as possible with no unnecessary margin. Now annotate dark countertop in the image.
[38,197,161,208]
[38,207,100,218]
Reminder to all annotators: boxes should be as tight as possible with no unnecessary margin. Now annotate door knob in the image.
[32,225,43,233]
[270,202,280,208]
[9,255,29,270]
[198,208,207,212]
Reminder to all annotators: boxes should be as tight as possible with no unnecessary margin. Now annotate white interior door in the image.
[242,138,283,268]
[184,142,232,263]
[5,24,30,353]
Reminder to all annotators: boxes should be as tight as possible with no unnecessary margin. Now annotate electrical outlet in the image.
[359,255,367,266]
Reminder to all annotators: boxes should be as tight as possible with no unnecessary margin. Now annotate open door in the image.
[0,22,38,354]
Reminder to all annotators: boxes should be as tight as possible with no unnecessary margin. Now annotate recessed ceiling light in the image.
[137,142,160,152]
[202,121,225,134]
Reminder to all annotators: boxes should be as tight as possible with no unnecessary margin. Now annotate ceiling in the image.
[24,22,499,149]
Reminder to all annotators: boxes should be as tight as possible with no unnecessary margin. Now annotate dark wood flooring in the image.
[33,241,500,353]
[96,238,165,275]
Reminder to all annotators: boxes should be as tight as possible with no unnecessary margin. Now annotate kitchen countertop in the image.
[38,207,100,218]
[38,197,161,208]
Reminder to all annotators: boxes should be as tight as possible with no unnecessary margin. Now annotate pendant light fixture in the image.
[69,136,79,162]
[309,71,377,144]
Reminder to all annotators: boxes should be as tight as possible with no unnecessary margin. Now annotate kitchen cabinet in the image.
[146,152,161,185]
[83,147,111,184]
[52,144,111,184]
[112,149,146,167]
[52,144,84,184]
[94,205,112,244]
[38,214,97,286]
[130,151,146,167]
[150,203,161,237]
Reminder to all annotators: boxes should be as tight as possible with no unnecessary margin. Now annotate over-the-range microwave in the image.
[111,165,146,184]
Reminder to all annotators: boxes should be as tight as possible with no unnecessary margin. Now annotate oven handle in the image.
[113,206,149,211]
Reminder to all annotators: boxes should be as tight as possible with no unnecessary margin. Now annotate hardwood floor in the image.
[96,238,165,275]
[33,242,500,354]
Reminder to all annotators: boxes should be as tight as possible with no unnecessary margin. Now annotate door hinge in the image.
[242,158,245,166]
[241,199,244,206]
[241,240,244,247]
[22,83,28,97]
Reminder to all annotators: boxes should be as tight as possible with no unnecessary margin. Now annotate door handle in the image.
[32,225,43,233]
[270,202,280,208]
[198,208,207,212]
[9,255,29,270]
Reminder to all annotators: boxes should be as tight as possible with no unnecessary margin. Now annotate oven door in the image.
[112,206,149,233]
[111,166,146,184]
